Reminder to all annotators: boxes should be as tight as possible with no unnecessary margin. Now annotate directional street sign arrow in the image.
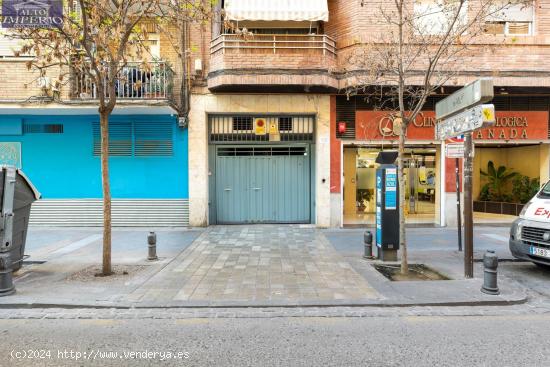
[435,78,494,120]
[435,104,496,141]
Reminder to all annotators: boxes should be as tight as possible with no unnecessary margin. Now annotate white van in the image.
[510,181,550,267]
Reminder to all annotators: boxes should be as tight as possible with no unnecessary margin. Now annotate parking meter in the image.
[375,151,400,261]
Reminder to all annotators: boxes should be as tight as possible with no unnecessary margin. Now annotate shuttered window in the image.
[92,121,173,157]
[134,121,173,156]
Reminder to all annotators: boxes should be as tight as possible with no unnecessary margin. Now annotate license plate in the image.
[530,246,550,258]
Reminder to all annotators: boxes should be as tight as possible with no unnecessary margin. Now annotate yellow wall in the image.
[474,145,541,200]
[540,144,550,185]
[343,148,357,215]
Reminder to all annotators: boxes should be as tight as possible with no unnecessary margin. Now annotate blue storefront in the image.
[0,107,189,226]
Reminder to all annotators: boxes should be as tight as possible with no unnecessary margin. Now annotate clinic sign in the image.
[356,110,549,141]
[2,0,63,28]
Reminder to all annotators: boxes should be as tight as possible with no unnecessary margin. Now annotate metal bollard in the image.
[363,231,374,259]
[0,253,15,296]
[147,232,158,261]
[481,250,499,295]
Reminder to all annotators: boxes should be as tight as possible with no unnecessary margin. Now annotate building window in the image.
[484,2,534,35]
[232,116,253,131]
[278,117,293,131]
[92,121,173,157]
[484,21,531,35]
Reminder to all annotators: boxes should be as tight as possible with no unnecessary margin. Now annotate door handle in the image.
[252,187,261,190]
[224,188,232,191]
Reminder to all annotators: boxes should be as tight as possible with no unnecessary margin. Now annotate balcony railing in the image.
[73,61,173,100]
[210,34,337,56]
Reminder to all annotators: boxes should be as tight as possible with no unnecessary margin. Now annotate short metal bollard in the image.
[481,250,499,295]
[363,231,374,259]
[147,232,158,261]
[0,253,15,296]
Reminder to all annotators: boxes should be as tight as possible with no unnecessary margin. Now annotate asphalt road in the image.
[1,315,549,367]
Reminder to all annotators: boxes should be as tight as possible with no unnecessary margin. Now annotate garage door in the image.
[215,145,311,224]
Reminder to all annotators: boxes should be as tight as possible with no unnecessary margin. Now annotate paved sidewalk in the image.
[126,226,378,305]
[0,225,529,308]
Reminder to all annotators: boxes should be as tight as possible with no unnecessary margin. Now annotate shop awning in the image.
[224,0,329,22]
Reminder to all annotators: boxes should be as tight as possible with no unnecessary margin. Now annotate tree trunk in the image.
[398,126,408,275]
[99,110,112,276]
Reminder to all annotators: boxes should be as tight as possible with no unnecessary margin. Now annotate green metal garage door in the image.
[215,146,311,224]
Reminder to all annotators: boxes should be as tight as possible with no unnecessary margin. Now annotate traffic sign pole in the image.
[456,157,462,252]
[463,132,474,278]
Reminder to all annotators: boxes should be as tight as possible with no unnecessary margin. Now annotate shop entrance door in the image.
[343,147,437,226]
[404,154,436,216]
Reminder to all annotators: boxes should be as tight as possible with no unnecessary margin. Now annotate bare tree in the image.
[346,0,531,274]
[8,0,162,275]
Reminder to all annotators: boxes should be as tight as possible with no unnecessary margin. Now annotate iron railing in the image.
[210,34,337,56]
[73,61,172,100]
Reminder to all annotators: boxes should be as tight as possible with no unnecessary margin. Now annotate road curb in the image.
[0,295,528,310]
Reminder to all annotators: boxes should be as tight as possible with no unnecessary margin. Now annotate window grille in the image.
[278,117,293,131]
[217,146,307,157]
[210,115,314,143]
[232,116,253,131]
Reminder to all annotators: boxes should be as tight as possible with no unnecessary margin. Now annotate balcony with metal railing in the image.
[208,34,338,92]
[72,61,173,101]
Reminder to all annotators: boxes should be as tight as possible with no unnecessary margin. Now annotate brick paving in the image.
[128,225,379,304]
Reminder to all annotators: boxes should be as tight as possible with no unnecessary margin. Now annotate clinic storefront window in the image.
[337,107,550,227]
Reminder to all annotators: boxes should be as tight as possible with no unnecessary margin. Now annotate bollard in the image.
[0,253,15,296]
[147,232,158,261]
[363,231,374,259]
[481,250,499,295]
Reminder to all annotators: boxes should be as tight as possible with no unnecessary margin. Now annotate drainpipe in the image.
[179,19,190,125]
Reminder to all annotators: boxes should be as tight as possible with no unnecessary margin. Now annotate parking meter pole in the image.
[375,152,399,262]
[456,158,462,252]
[464,133,474,278]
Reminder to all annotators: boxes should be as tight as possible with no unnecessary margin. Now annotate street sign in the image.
[446,143,465,158]
[435,104,496,140]
[435,78,494,120]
